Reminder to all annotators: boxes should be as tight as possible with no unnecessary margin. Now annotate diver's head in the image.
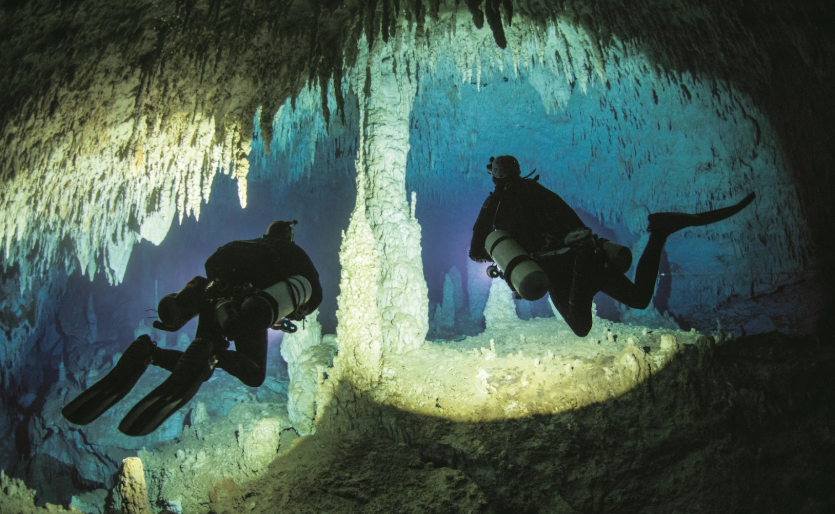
[487,155,521,179]
[266,220,297,241]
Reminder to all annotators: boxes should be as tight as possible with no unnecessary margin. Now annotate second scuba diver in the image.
[469,155,755,337]
[62,220,322,436]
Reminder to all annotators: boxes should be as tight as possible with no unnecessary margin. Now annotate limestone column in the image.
[336,31,429,384]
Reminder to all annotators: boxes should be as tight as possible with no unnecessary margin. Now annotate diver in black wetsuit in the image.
[62,220,323,436]
[469,155,755,337]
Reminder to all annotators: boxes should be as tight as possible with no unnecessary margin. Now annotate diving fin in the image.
[648,192,756,236]
[62,335,155,425]
[118,338,217,437]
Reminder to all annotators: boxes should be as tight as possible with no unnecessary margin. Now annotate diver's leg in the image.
[62,335,158,425]
[550,288,593,337]
[216,330,268,388]
[119,306,222,436]
[603,193,756,309]
[568,246,601,330]
[150,348,183,372]
[599,233,667,309]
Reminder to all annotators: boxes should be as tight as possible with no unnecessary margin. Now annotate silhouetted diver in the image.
[470,155,755,337]
[62,220,322,436]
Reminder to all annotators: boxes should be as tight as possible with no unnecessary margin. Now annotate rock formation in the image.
[117,457,151,514]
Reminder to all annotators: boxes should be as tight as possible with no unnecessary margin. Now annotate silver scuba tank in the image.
[240,275,313,329]
[485,230,550,301]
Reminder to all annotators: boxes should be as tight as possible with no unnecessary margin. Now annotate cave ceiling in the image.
[0,0,832,301]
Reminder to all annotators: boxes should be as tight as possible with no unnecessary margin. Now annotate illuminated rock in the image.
[280,311,338,435]
[139,403,286,514]
[117,457,151,514]
[0,470,81,513]
[483,279,519,329]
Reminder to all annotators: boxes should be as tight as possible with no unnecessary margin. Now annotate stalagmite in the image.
[484,280,519,329]
[468,260,491,325]
[118,457,152,514]
[280,311,337,435]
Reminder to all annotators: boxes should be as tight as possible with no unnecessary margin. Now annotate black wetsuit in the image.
[154,236,322,387]
[470,176,667,337]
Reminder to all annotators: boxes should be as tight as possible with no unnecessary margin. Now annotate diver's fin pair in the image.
[62,336,216,436]
[118,338,217,437]
[648,192,756,236]
[61,335,156,426]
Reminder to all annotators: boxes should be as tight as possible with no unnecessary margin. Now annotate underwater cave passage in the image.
[0,5,828,512]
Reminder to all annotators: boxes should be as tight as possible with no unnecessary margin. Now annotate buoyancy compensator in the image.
[485,230,550,301]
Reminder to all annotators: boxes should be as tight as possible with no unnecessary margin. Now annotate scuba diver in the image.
[62,220,322,436]
[469,155,755,337]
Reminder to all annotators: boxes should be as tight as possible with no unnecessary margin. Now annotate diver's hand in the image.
[468,249,491,263]
[563,227,594,249]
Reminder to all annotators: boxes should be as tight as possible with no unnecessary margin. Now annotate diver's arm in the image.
[469,194,496,262]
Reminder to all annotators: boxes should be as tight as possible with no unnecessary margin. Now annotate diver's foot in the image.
[118,338,217,436]
[648,192,755,236]
[62,335,155,425]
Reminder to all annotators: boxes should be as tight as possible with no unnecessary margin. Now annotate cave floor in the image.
[375,317,701,423]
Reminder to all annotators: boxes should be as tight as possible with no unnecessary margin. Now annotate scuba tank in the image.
[213,275,312,338]
[239,275,313,330]
[485,230,550,301]
[599,240,632,275]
